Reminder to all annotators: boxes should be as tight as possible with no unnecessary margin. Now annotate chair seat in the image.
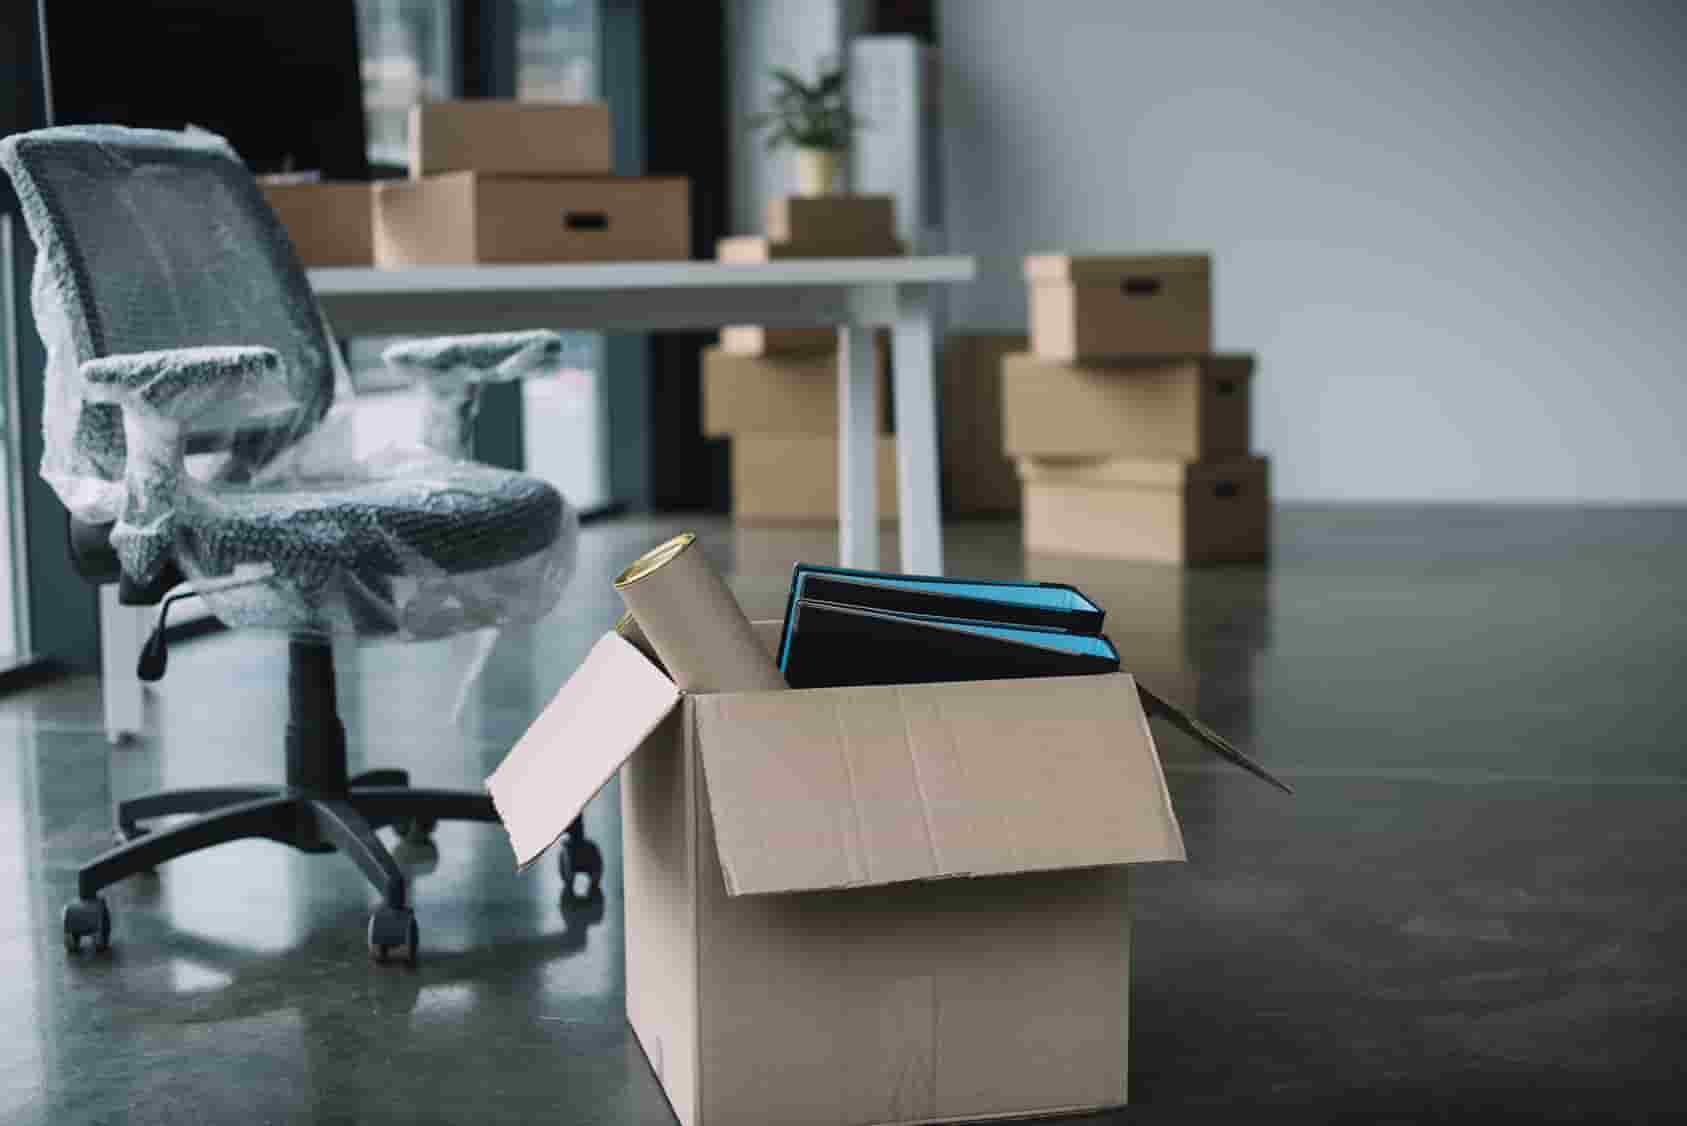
[182,459,566,582]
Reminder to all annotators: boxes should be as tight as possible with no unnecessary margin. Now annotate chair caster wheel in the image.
[400,818,436,846]
[368,906,418,966]
[559,838,603,901]
[64,897,112,954]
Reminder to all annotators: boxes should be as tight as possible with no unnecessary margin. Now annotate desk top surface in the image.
[308,256,976,295]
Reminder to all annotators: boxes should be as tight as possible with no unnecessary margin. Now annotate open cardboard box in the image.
[487,618,1242,1125]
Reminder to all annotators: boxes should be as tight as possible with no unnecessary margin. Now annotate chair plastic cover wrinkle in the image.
[0,124,577,640]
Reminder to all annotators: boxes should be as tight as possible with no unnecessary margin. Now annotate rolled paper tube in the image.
[613,610,661,666]
[613,533,788,693]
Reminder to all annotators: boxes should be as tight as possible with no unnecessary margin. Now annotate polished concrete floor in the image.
[3,510,1684,1122]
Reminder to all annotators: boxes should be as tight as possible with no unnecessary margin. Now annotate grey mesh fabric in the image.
[0,125,577,639]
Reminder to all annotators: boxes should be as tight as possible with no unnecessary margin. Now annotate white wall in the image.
[939,0,1687,502]
[725,0,867,236]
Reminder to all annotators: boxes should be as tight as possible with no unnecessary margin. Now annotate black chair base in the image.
[63,637,603,964]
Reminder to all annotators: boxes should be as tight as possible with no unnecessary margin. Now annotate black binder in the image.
[777,564,1105,670]
[782,599,1122,690]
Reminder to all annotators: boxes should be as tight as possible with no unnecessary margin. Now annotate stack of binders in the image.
[705,196,903,523]
[776,562,1291,794]
[1004,253,1270,564]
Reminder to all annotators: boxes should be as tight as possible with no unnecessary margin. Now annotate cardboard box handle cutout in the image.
[564,210,610,231]
[1120,276,1162,297]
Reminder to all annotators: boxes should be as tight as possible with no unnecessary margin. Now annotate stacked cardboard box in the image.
[941,333,1025,517]
[372,100,690,266]
[1006,253,1270,564]
[711,195,902,522]
[258,179,375,267]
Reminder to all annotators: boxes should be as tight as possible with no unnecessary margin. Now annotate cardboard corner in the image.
[485,632,681,870]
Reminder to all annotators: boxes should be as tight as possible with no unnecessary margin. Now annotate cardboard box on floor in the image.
[373,172,689,265]
[1020,454,1271,564]
[1025,253,1211,361]
[486,621,1186,1126]
[408,99,613,178]
[703,343,890,437]
[731,435,897,523]
[942,332,1025,516]
[258,180,373,268]
[1002,352,1253,462]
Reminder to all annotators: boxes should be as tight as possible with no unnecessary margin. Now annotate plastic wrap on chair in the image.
[0,124,580,640]
[382,330,562,459]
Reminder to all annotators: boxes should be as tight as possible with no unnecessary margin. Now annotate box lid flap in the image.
[485,632,680,870]
[693,672,1185,896]
[1024,252,1211,283]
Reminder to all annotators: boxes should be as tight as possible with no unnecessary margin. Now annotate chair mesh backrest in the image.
[0,125,337,513]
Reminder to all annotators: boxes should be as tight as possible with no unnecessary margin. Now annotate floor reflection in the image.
[4,512,1686,1122]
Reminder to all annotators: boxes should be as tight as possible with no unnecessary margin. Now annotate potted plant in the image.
[751,61,856,196]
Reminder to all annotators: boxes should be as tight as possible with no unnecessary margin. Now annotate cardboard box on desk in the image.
[373,173,689,266]
[1020,455,1270,565]
[1025,253,1211,361]
[408,99,612,177]
[702,344,889,437]
[258,181,373,267]
[486,620,1186,1126]
[764,193,898,253]
[1003,352,1252,461]
[732,435,897,524]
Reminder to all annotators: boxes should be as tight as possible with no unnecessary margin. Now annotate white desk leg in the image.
[99,583,146,744]
[891,285,945,575]
[838,323,881,569]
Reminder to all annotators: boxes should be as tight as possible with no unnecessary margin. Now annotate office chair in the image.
[1,124,603,965]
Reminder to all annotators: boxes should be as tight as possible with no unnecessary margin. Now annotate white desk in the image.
[99,256,975,742]
[309,257,974,574]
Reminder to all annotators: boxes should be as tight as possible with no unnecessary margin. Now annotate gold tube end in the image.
[613,532,697,590]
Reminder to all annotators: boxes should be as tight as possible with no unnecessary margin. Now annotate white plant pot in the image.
[794,147,842,196]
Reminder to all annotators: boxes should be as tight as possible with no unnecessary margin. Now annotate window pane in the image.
[517,0,598,101]
[517,0,608,511]
[357,0,456,168]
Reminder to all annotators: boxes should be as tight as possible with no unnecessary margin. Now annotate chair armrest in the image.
[80,346,287,585]
[381,331,563,458]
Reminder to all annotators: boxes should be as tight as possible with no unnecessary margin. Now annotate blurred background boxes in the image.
[942,332,1024,516]
[702,344,890,437]
[765,194,898,252]
[257,180,373,267]
[1018,455,1270,564]
[407,99,612,177]
[719,324,836,356]
[1002,353,1252,461]
[731,436,898,524]
[1024,253,1211,360]
[373,172,688,266]
[1007,250,1270,563]
[373,98,687,266]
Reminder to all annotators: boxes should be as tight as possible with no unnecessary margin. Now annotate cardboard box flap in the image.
[693,672,1185,897]
[486,632,680,870]
[1024,252,1211,284]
